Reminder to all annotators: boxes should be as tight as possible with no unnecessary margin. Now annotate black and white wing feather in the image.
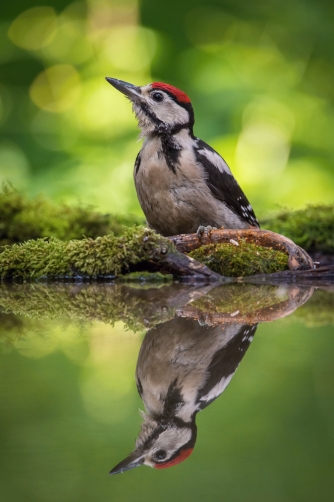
[196,323,258,410]
[194,139,259,228]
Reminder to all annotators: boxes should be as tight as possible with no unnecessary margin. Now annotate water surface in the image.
[0,282,333,502]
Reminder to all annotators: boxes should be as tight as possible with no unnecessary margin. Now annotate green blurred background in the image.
[1,0,334,219]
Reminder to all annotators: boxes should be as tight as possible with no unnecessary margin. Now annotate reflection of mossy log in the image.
[3,283,329,354]
[0,283,179,332]
[0,282,313,337]
[0,282,214,334]
[177,284,313,324]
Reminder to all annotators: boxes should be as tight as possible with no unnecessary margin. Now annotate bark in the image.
[154,248,225,281]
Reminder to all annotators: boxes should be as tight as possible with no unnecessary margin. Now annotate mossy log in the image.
[169,228,313,271]
[1,221,315,281]
[4,186,334,282]
[2,186,333,256]
[0,228,222,282]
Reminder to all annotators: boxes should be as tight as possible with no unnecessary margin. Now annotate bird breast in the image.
[135,135,208,236]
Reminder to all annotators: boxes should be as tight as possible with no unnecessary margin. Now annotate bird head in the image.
[105,77,194,136]
[109,413,197,475]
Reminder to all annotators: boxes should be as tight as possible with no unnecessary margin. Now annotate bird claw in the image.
[196,226,217,240]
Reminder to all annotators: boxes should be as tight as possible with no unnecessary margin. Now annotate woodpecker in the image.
[105,77,259,237]
[109,317,257,475]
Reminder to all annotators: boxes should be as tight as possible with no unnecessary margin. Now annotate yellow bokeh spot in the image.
[8,7,57,51]
[29,64,81,113]
[76,78,134,133]
[236,122,290,184]
[103,25,157,72]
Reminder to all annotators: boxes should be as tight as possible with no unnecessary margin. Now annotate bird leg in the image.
[196,225,218,239]
[168,229,314,271]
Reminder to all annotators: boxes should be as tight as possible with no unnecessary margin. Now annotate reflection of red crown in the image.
[154,448,194,469]
[151,82,191,103]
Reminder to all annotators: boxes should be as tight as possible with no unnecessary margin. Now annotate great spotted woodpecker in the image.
[105,77,259,237]
[109,317,257,474]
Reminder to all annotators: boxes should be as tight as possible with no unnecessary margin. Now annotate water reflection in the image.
[0,281,317,479]
[110,318,257,474]
[108,283,313,474]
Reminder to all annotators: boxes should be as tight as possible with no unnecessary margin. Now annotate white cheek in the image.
[154,101,189,125]
[155,427,192,452]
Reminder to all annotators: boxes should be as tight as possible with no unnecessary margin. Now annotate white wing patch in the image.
[197,147,231,175]
[199,373,234,404]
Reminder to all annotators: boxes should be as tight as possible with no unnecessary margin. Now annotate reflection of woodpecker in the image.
[110,317,257,475]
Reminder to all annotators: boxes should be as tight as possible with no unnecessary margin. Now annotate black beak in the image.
[105,77,142,102]
[109,451,145,476]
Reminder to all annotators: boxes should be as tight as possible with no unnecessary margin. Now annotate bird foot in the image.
[196,225,217,240]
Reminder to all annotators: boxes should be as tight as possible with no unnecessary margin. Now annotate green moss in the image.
[188,240,289,277]
[0,229,290,281]
[2,186,334,257]
[2,187,332,281]
[0,227,175,280]
[262,205,334,253]
[0,184,143,247]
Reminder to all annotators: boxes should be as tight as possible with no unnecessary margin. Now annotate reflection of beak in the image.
[105,77,142,102]
[109,451,145,475]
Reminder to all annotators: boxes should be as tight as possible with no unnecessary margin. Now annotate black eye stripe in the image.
[140,101,163,126]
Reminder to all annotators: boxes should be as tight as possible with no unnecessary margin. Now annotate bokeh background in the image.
[1,0,334,218]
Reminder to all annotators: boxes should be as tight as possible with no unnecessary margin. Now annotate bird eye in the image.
[151,91,164,102]
[154,449,167,460]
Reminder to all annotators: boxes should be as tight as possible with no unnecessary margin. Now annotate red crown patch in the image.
[151,82,191,103]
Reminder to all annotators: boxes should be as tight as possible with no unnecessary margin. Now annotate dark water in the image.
[0,282,333,502]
